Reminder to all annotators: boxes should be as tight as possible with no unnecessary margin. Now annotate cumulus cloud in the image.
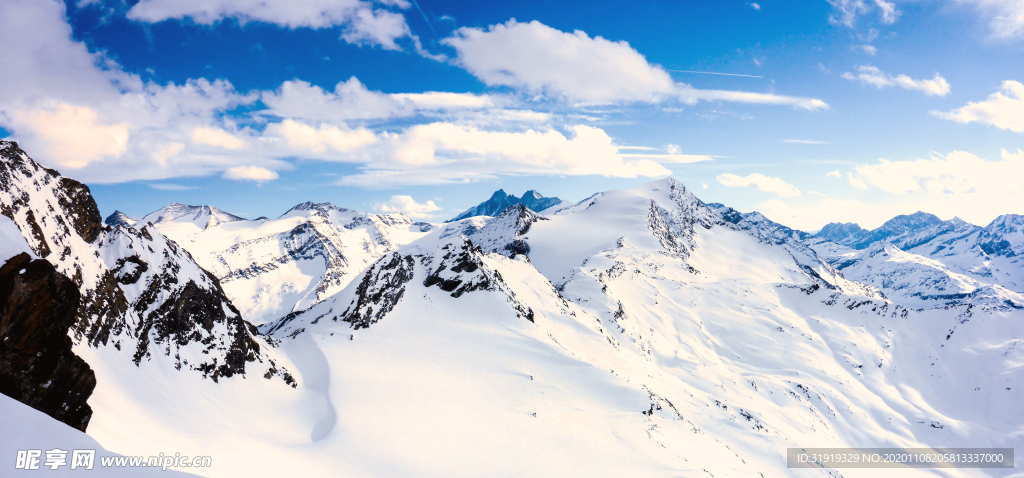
[443,20,828,109]
[7,102,129,168]
[191,126,247,150]
[716,172,802,197]
[444,20,676,104]
[126,0,417,50]
[337,123,673,187]
[0,0,742,189]
[374,195,441,218]
[223,166,280,182]
[933,80,1024,132]
[265,119,378,157]
[841,65,951,96]
[260,78,500,122]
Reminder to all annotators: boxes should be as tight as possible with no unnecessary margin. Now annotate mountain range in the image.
[447,189,563,222]
[1,139,1021,477]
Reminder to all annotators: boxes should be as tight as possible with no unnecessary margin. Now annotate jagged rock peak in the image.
[448,188,562,222]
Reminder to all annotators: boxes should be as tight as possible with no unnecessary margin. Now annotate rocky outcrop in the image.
[0,140,292,385]
[0,253,96,431]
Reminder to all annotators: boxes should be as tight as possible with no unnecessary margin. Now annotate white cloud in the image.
[847,150,1023,195]
[443,20,676,104]
[126,0,417,50]
[678,87,830,110]
[764,149,1024,230]
[956,0,1024,40]
[933,80,1024,132]
[391,91,495,110]
[855,44,878,55]
[783,138,829,144]
[443,20,828,109]
[339,7,410,50]
[826,170,842,178]
[874,0,900,24]
[266,119,378,157]
[374,195,441,218]
[262,78,406,121]
[261,78,500,122]
[828,0,869,27]
[716,172,802,197]
[618,143,714,163]
[827,0,899,27]
[7,102,129,168]
[750,3,762,10]
[841,65,951,96]
[337,123,673,187]
[191,126,247,150]
[223,166,279,182]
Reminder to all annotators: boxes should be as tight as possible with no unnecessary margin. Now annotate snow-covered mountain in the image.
[139,203,247,231]
[102,210,136,228]
[3,142,1021,477]
[258,179,1020,477]
[0,140,294,431]
[447,188,563,222]
[809,211,1024,309]
[116,201,432,323]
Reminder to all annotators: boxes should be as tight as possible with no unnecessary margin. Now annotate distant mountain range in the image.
[447,189,563,222]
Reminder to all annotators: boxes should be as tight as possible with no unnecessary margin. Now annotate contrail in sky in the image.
[668,69,764,79]
[409,0,437,36]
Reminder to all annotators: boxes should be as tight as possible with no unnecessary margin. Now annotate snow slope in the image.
[3,143,1021,477]
[124,202,431,324]
[0,394,199,477]
[253,178,1020,477]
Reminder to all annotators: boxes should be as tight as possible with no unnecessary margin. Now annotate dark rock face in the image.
[341,253,415,330]
[56,178,103,243]
[0,253,96,431]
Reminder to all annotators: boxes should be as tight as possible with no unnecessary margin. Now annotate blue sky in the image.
[1,0,1022,229]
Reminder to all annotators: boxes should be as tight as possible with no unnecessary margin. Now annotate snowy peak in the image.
[815,221,869,245]
[814,211,979,250]
[103,210,136,228]
[280,201,348,219]
[979,213,1024,257]
[141,203,247,230]
[0,140,292,385]
[447,188,562,222]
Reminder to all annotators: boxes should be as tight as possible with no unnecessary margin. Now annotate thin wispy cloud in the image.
[842,65,951,96]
